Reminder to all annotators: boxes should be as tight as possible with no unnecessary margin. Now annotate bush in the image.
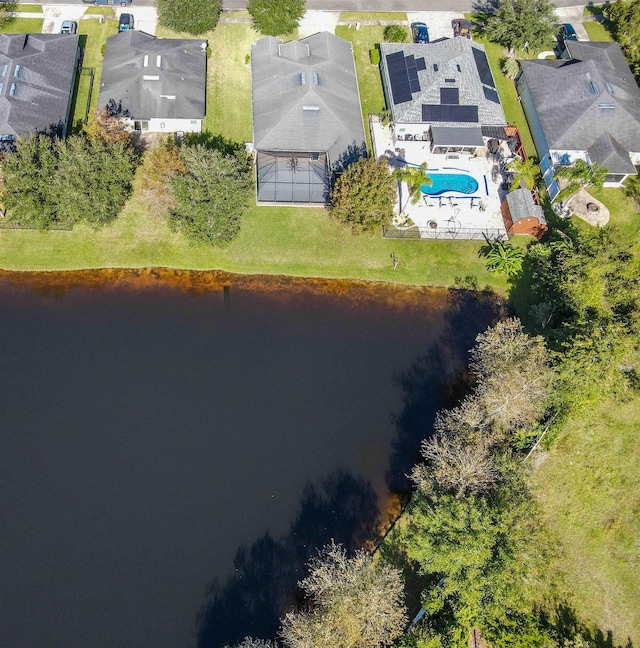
[248,0,305,36]
[157,0,222,34]
[369,47,381,65]
[383,25,408,42]
[501,56,520,80]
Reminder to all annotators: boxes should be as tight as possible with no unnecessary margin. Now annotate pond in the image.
[0,270,504,648]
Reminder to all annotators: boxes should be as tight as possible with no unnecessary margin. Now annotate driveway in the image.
[407,11,462,41]
[555,6,590,41]
[39,3,157,35]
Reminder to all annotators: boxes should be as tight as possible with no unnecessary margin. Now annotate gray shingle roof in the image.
[505,188,546,224]
[379,39,507,127]
[0,33,79,138]
[519,41,640,171]
[251,32,366,163]
[99,31,206,120]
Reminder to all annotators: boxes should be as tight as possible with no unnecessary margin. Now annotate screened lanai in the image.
[256,151,329,203]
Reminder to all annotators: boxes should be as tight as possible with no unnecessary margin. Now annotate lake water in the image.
[0,270,503,648]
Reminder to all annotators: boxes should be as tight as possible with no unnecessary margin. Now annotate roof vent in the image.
[143,75,160,81]
[589,80,600,95]
[302,105,319,111]
[598,102,615,109]
[156,55,162,67]
[300,71,306,84]
[444,77,455,83]
[143,55,149,67]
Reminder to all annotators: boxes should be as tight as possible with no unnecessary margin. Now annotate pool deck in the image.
[371,120,509,239]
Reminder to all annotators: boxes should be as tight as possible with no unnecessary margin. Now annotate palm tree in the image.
[506,156,538,191]
[553,159,608,204]
[393,162,432,213]
[484,241,525,277]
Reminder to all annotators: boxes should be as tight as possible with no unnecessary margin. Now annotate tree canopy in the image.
[157,0,221,34]
[168,144,253,246]
[484,0,558,53]
[280,542,407,648]
[605,0,640,76]
[248,0,306,36]
[330,157,396,233]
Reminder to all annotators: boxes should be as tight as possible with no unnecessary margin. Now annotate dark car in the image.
[558,23,578,41]
[118,13,134,31]
[411,22,429,44]
[60,20,78,34]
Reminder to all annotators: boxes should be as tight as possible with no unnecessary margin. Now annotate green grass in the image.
[340,12,408,21]
[583,20,614,42]
[69,19,118,130]
[531,396,640,645]
[0,177,508,290]
[587,186,640,252]
[335,26,387,150]
[15,4,43,12]
[0,17,43,32]
[83,6,115,15]
[221,10,250,18]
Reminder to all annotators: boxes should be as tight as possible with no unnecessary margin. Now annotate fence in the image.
[80,67,95,125]
[383,225,508,241]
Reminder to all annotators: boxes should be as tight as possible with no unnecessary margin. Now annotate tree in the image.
[553,159,608,205]
[483,240,525,277]
[0,2,17,29]
[157,0,221,34]
[383,25,408,42]
[330,157,396,233]
[2,134,60,229]
[169,144,253,245]
[394,162,432,213]
[484,0,558,53]
[280,542,407,648]
[52,136,139,227]
[226,639,279,648]
[84,108,131,145]
[506,156,538,191]
[248,0,305,36]
[138,140,188,216]
[623,173,640,208]
[605,0,640,76]
[501,56,520,80]
[410,435,499,497]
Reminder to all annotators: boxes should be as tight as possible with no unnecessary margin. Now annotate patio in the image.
[370,118,509,240]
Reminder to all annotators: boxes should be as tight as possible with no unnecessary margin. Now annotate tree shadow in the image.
[195,469,380,648]
[541,601,634,648]
[386,289,507,494]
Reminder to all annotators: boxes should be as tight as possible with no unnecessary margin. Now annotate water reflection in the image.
[0,270,503,648]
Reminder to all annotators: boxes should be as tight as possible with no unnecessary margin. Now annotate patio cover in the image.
[431,125,484,147]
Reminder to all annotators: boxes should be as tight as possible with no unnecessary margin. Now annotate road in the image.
[21,0,590,11]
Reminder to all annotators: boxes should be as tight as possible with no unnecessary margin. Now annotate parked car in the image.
[82,0,132,6]
[118,13,134,31]
[60,20,78,35]
[452,18,473,39]
[410,22,429,44]
[558,23,578,41]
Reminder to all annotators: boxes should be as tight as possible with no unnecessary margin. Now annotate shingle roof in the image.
[505,188,546,225]
[251,32,366,163]
[0,33,78,138]
[519,41,640,170]
[379,39,507,127]
[99,31,206,121]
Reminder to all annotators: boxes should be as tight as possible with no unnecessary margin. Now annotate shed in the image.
[501,188,547,238]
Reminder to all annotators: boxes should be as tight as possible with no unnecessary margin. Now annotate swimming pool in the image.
[421,173,479,196]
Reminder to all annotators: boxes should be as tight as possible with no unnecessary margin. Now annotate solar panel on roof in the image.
[385,51,414,104]
[472,47,494,88]
[416,57,426,71]
[440,87,459,104]
[406,57,421,93]
[422,104,478,123]
[483,86,500,103]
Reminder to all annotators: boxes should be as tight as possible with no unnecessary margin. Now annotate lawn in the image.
[531,395,640,645]
[15,4,43,12]
[583,20,614,42]
[69,18,119,130]
[83,6,115,15]
[335,25,387,150]
[587,186,640,253]
[0,17,42,32]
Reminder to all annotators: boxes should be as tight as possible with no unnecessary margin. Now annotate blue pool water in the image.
[421,173,479,196]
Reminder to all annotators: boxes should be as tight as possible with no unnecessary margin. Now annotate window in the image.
[14,65,20,78]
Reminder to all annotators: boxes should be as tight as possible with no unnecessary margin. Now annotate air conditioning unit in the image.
[397,134,404,141]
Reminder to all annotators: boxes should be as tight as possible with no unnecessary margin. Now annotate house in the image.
[0,33,80,145]
[500,188,547,238]
[518,41,640,199]
[379,39,507,155]
[251,32,366,204]
[99,31,206,134]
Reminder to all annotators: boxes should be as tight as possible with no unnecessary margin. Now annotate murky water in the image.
[0,270,503,648]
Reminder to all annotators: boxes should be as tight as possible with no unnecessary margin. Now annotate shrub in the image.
[369,48,381,65]
[383,25,408,42]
